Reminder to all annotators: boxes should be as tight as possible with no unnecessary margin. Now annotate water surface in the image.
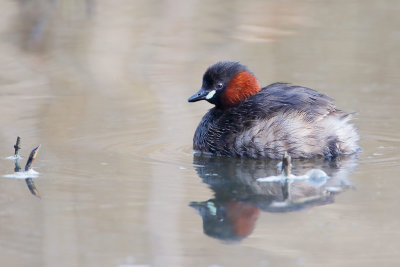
[0,0,400,266]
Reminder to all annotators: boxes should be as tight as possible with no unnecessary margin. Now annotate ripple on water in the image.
[66,122,194,168]
[366,134,400,143]
[361,130,400,167]
[5,155,22,161]
[3,169,39,179]
[143,142,194,167]
[363,153,400,168]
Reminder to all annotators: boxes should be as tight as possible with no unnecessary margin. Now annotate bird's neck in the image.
[219,71,261,109]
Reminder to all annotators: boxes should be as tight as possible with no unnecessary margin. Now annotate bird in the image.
[188,61,360,159]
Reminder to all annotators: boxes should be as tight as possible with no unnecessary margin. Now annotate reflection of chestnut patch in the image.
[226,201,260,237]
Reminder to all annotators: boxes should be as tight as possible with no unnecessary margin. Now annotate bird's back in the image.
[193,83,359,159]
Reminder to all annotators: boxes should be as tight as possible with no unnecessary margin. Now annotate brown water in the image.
[1,0,400,266]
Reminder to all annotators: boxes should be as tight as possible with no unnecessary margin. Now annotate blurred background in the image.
[0,0,399,266]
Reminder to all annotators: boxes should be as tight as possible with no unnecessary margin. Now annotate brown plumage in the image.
[188,61,360,159]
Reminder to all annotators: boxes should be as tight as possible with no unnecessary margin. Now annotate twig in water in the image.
[14,160,22,172]
[11,138,41,198]
[24,145,41,171]
[281,151,291,177]
[281,151,292,200]
[14,136,21,157]
[24,145,41,198]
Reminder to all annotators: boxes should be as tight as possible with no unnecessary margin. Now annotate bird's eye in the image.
[216,82,223,89]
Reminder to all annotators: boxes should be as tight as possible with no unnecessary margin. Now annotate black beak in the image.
[188,88,208,102]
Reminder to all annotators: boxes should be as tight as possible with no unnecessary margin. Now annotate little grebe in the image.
[188,61,360,159]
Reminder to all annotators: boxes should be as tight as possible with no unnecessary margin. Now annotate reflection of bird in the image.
[190,154,358,241]
[188,61,360,159]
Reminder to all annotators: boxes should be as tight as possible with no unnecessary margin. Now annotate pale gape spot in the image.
[206,90,216,100]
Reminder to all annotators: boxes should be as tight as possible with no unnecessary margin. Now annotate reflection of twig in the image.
[25,178,40,198]
[281,152,291,200]
[14,136,21,157]
[24,145,41,171]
